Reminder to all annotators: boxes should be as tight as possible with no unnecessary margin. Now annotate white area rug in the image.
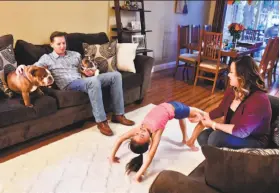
[0,104,205,193]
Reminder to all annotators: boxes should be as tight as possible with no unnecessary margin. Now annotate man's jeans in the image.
[65,71,125,123]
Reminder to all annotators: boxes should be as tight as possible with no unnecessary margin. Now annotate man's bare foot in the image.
[185,139,199,151]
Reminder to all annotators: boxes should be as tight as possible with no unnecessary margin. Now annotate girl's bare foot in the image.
[185,139,199,151]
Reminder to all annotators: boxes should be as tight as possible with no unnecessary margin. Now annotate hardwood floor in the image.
[0,67,278,162]
[126,66,279,112]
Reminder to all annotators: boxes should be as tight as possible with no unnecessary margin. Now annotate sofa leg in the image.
[135,98,144,104]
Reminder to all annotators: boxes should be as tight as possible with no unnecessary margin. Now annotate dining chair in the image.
[190,25,201,53]
[204,25,212,32]
[259,37,279,87]
[241,29,256,41]
[241,29,264,41]
[174,25,199,82]
[194,30,228,94]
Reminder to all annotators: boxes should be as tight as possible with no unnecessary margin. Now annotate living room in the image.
[0,1,279,193]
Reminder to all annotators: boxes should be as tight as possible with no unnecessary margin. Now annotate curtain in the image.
[212,0,228,33]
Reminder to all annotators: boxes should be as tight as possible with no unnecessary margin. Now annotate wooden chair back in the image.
[190,25,201,44]
[259,37,279,73]
[241,29,264,41]
[177,25,190,53]
[204,25,212,32]
[199,30,223,63]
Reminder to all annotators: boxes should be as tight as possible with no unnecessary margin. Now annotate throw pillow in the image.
[202,145,279,193]
[0,44,17,84]
[0,34,13,50]
[14,40,52,66]
[116,43,138,73]
[66,32,109,55]
[83,40,117,73]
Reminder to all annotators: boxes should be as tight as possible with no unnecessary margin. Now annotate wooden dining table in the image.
[188,41,265,60]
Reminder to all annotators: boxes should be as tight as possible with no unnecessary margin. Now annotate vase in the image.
[232,36,237,50]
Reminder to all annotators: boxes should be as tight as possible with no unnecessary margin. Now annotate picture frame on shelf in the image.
[131,21,141,30]
[132,35,146,50]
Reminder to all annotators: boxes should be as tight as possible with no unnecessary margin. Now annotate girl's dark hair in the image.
[126,139,150,174]
[233,56,266,100]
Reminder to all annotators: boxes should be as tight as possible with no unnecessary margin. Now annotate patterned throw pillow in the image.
[0,44,17,94]
[220,147,279,155]
[83,40,117,73]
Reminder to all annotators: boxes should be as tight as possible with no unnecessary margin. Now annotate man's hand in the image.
[16,65,26,75]
[82,69,95,77]
[108,156,120,164]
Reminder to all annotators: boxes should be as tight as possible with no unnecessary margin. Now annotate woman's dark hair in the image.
[233,56,266,100]
[50,31,67,42]
[126,139,150,174]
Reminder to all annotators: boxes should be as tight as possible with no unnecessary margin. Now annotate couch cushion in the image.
[66,32,109,56]
[14,40,53,66]
[42,88,89,109]
[202,145,279,193]
[0,95,57,128]
[120,71,142,90]
[42,72,141,109]
[0,34,13,50]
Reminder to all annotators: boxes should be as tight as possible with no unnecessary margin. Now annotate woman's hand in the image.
[108,156,120,164]
[201,115,214,129]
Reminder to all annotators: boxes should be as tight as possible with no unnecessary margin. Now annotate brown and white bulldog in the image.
[80,57,99,77]
[7,66,54,107]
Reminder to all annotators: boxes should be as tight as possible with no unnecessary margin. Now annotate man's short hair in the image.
[50,31,67,42]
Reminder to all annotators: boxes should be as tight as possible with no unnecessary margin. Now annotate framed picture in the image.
[132,35,146,50]
[131,21,141,30]
[174,0,188,14]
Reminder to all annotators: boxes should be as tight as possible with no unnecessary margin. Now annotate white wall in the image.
[144,1,212,65]
[0,1,110,44]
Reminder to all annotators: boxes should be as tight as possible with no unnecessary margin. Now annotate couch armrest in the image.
[149,170,220,193]
[134,55,154,99]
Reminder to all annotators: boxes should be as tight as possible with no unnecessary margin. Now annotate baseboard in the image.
[152,61,176,72]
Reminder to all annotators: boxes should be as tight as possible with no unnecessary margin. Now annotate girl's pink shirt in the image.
[142,103,175,132]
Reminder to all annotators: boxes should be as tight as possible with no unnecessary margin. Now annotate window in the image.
[223,1,279,41]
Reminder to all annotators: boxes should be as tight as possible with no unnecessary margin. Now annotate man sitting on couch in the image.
[16,31,135,136]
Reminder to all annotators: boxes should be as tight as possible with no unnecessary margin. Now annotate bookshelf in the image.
[112,0,153,55]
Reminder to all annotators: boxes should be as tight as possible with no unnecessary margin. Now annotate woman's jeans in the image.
[197,128,265,149]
